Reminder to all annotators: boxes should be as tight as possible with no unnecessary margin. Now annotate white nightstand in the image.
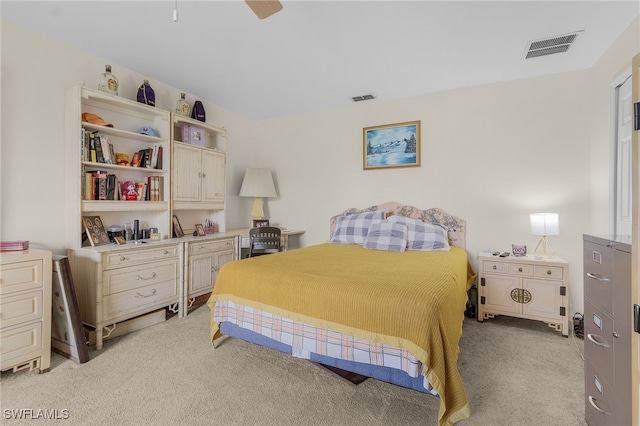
[477,252,570,336]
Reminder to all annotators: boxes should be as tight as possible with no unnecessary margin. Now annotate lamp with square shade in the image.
[530,213,559,258]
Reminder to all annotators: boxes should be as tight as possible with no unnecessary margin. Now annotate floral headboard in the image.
[329,202,467,249]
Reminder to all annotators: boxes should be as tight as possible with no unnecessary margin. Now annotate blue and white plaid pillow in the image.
[363,222,408,252]
[387,215,450,251]
[330,210,386,245]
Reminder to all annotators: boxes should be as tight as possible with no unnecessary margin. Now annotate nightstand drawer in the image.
[482,261,510,273]
[534,265,563,280]
[103,261,178,296]
[0,290,42,329]
[0,260,43,295]
[507,263,534,275]
[0,322,42,370]
[189,239,235,254]
[104,246,179,268]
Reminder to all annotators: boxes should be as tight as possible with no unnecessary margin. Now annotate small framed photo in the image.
[363,120,420,170]
[252,219,269,228]
[150,233,161,241]
[114,236,126,245]
[173,215,184,238]
[195,224,206,236]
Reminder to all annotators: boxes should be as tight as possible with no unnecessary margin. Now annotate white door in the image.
[616,75,633,236]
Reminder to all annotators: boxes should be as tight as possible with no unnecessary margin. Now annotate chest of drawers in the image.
[68,242,182,349]
[0,249,52,373]
[477,252,569,336]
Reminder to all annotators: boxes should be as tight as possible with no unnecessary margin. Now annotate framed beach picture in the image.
[363,120,421,170]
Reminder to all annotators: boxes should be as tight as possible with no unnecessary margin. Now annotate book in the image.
[131,151,141,167]
[89,133,97,162]
[94,133,105,163]
[106,174,116,200]
[82,216,111,247]
[100,135,111,164]
[84,172,95,200]
[0,240,29,251]
[156,146,163,169]
[150,145,158,169]
[88,170,108,200]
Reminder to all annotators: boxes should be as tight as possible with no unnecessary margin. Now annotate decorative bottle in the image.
[175,93,191,117]
[97,64,119,96]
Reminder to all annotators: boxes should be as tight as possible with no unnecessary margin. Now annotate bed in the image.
[207,202,475,425]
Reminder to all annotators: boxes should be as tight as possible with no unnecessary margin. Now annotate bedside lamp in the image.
[239,168,277,224]
[530,213,559,258]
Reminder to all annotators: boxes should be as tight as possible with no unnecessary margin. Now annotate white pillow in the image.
[386,215,450,251]
[330,210,386,245]
[363,222,408,252]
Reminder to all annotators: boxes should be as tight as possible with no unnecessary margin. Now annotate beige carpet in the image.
[1,306,586,425]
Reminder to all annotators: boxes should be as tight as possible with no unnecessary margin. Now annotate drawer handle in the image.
[135,289,157,299]
[588,396,611,415]
[586,272,609,282]
[163,250,169,255]
[587,333,610,348]
[492,265,497,270]
[135,272,157,281]
[120,256,127,261]
[547,270,552,275]
[518,267,523,272]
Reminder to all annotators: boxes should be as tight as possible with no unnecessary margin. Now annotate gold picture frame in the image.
[195,223,206,236]
[363,120,421,170]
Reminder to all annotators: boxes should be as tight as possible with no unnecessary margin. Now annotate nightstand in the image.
[477,252,569,336]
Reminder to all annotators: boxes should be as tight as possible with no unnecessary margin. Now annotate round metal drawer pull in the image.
[163,250,169,255]
[135,272,156,280]
[135,289,157,298]
[518,267,523,272]
[547,270,552,275]
[492,265,497,270]
[120,256,126,261]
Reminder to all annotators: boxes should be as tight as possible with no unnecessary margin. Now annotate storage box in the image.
[182,125,205,147]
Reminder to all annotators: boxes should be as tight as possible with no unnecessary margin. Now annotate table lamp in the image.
[239,168,277,224]
[530,213,559,258]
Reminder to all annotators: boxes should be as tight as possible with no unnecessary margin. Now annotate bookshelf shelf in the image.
[81,161,167,174]
[81,200,169,212]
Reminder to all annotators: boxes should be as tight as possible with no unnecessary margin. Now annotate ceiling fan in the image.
[245,0,283,19]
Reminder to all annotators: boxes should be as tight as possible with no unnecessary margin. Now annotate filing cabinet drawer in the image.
[583,241,613,314]
[585,360,615,426]
[584,298,614,386]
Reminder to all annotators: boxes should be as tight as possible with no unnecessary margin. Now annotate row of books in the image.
[81,128,163,170]
[83,170,164,201]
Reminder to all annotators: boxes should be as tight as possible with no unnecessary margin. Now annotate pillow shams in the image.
[363,222,408,252]
[330,210,386,245]
[387,215,450,251]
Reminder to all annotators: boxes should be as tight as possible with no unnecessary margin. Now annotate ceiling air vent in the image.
[352,94,376,102]
[523,31,582,59]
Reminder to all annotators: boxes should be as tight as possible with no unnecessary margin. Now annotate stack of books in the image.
[0,240,29,251]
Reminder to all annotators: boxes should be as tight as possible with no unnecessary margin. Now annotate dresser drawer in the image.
[103,261,178,296]
[0,290,42,329]
[0,260,43,296]
[103,279,178,321]
[584,298,614,386]
[533,265,563,280]
[189,238,235,254]
[507,263,534,275]
[104,246,179,268]
[0,322,42,371]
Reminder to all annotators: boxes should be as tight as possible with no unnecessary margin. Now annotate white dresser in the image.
[0,249,52,373]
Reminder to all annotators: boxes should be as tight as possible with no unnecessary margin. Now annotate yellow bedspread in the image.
[207,243,474,425]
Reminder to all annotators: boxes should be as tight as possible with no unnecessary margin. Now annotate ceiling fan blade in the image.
[245,0,283,20]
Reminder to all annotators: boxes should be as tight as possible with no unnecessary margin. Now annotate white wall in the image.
[2,17,638,317]
[0,19,256,254]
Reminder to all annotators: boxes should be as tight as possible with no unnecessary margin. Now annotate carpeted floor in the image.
[0,306,586,425]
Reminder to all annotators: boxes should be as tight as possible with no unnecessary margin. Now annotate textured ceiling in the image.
[2,1,638,120]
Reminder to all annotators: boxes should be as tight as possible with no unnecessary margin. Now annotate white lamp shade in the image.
[239,168,277,198]
[530,213,559,236]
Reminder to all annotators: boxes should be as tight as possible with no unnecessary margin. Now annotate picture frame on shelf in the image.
[51,256,90,364]
[363,120,421,170]
[173,215,184,238]
[114,236,126,245]
[82,216,111,246]
[195,224,206,236]
[252,219,270,228]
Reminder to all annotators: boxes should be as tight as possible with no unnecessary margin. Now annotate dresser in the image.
[477,252,569,336]
[583,234,631,426]
[68,241,182,350]
[0,249,52,373]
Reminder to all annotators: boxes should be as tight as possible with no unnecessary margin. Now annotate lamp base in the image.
[250,197,266,225]
[534,236,555,258]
